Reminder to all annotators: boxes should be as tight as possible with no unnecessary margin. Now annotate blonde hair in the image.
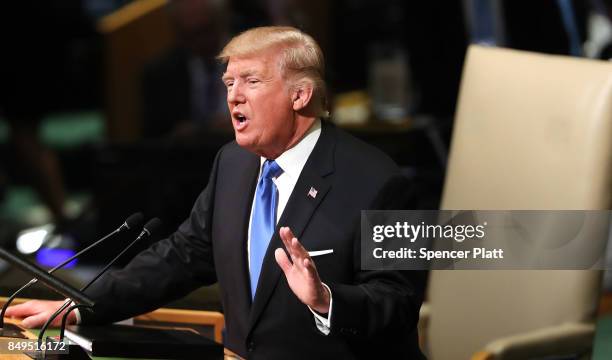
[218,26,328,117]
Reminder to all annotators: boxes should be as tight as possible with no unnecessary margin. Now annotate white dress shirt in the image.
[247,119,332,335]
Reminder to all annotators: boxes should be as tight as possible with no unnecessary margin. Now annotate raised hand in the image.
[274,226,330,314]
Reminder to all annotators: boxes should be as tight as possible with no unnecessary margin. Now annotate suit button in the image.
[247,341,255,352]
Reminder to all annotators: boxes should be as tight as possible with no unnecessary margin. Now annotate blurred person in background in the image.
[141,0,232,140]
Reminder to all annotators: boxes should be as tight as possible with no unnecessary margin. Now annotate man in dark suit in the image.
[7,26,425,359]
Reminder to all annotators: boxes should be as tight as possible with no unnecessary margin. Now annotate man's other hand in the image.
[4,300,76,328]
[275,226,330,314]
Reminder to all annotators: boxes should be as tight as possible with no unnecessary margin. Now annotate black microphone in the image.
[137,217,162,239]
[0,212,144,332]
[118,212,146,232]
[39,218,163,345]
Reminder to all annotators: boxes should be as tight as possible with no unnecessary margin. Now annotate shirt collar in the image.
[260,119,322,180]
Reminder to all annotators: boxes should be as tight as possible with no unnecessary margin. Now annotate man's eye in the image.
[248,79,259,84]
[225,82,234,88]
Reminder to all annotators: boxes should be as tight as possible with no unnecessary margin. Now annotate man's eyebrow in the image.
[222,70,261,82]
[239,70,261,78]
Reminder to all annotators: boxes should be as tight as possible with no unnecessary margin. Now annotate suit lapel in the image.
[247,121,336,334]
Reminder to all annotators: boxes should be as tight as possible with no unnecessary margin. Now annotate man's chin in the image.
[235,135,256,152]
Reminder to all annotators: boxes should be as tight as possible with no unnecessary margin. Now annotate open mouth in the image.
[232,112,249,130]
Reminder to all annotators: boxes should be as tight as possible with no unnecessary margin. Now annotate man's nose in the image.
[227,84,245,104]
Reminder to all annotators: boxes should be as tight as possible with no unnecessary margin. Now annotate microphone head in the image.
[124,212,144,230]
[142,218,163,237]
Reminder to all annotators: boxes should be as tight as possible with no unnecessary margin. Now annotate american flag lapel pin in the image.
[308,186,318,199]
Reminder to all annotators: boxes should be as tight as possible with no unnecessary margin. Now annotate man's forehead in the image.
[223,50,282,76]
[223,66,263,78]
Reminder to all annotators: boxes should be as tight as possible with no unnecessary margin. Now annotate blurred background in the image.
[2,0,612,358]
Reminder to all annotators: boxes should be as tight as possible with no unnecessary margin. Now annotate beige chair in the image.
[421,45,612,360]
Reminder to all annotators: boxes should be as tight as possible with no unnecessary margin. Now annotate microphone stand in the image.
[31,219,162,359]
[26,304,93,360]
[0,213,143,332]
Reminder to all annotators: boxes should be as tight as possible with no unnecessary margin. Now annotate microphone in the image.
[39,218,163,345]
[137,217,162,239]
[0,212,144,332]
[118,212,146,232]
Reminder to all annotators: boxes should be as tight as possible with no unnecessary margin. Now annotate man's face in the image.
[222,49,297,158]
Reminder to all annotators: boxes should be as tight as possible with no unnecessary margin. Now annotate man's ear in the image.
[291,81,314,111]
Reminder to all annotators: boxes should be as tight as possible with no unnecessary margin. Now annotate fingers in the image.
[21,309,76,329]
[303,258,320,282]
[279,227,295,254]
[277,227,320,278]
[21,312,52,329]
[5,300,73,329]
[4,302,28,318]
[274,248,292,274]
[279,227,297,261]
[278,226,319,270]
[5,300,43,318]
[279,227,309,262]
[291,237,309,258]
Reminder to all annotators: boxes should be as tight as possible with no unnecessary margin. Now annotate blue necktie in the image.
[249,160,283,299]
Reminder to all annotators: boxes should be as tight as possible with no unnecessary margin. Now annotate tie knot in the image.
[261,160,283,180]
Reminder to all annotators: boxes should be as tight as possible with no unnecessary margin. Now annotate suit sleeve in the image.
[80,147,223,324]
[328,175,428,339]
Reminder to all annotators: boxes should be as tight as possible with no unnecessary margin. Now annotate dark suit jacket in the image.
[82,121,426,359]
